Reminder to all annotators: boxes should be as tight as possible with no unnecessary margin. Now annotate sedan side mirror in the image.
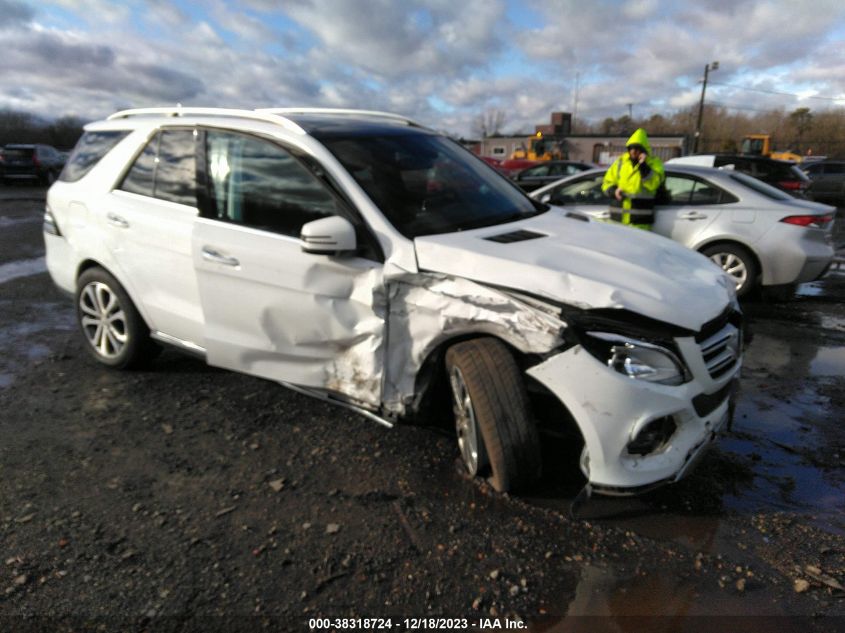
[300,215,357,255]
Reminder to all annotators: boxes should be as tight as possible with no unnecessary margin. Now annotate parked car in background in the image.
[44,106,742,497]
[1,143,66,185]
[667,154,810,197]
[512,160,596,192]
[531,165,836,298]
[801,160,845,205]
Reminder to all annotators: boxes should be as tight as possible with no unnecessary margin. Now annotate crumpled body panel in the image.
[381,272,565,415]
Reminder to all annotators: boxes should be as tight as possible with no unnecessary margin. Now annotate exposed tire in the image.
[701,243,758,299]
[445,338,541,493]
[75,267,154,369]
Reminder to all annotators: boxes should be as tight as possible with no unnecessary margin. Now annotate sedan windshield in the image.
[322,133,545,238]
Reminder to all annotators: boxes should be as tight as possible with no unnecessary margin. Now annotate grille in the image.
[484,229,545,244]
[699,323,740,379]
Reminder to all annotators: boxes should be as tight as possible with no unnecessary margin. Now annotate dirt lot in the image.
[1,187,844,632]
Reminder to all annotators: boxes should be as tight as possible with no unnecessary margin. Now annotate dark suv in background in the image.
[802,160,845,205]
[1,143,66,185]
[668,154,810,197]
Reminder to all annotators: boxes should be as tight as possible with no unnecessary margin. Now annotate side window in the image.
[491,147,506,156]
[60,130,131,182]
[154,130,197,206]
[663,175,696,204]
[204,131,337,236]
[689,181,723,205]
[523,164,550,177]
[549,175,605,205]
[119,134,158,197]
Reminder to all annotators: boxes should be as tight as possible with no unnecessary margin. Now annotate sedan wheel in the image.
[701,243,758,298]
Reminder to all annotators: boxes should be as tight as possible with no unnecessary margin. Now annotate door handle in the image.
[201,247,240,267]
[679,211,707,220]
[106,213,129,228]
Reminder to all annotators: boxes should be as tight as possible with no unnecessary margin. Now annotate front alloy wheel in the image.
[450,366,487,476]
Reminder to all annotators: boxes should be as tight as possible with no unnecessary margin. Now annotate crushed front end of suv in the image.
[44,107,743,495]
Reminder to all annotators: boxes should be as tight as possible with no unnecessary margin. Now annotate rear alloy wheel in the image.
[701,243,758,298]
[445,338,541,492]
[76,267,153,369]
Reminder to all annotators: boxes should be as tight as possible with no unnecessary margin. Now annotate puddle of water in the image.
[530,565,803,632]
[0,256,46,284]
[810,346,845,376]
[796,282,823,297]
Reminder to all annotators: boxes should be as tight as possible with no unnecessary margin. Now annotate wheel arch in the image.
[694,237,763,284]
[75,258,154,330]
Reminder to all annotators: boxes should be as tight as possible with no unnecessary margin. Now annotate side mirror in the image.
[300,216,357,255]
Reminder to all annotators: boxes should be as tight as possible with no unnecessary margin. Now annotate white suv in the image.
[44,107,743,495]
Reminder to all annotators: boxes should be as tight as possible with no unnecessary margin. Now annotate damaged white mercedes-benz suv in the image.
[44,107,743,495]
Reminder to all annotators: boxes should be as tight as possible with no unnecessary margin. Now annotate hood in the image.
[626,128,652,154]
[414,211,733,332]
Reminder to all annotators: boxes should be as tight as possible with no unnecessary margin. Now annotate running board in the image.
[150,331,207,357]
[280,381,395,429]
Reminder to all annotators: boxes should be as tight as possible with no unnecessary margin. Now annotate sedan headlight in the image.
[582,331,690,386]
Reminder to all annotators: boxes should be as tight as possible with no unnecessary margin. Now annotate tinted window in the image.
[119,134,157,197]
[204,131,337,236]
[824,163,845,175]
[323,133,543,238]
[154,129,197,206]
[60,131,131,182]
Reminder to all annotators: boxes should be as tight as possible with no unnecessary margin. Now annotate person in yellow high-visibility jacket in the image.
[601,128,665,230]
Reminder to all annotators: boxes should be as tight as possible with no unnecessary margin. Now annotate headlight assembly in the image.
[582,331,690,386]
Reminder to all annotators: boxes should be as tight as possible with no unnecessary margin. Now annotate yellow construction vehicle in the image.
[740,134,803,163]
[510,132,565,161]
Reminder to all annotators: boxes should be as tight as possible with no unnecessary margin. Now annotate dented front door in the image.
[192,217,386,407]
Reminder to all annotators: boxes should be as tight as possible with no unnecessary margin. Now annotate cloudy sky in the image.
[2,0,845,137]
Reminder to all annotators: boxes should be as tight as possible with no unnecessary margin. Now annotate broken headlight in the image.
[582,332,690,386]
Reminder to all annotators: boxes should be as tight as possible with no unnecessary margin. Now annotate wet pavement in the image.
[1,187,844,630]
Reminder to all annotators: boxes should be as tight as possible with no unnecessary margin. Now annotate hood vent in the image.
[484,229,546,244]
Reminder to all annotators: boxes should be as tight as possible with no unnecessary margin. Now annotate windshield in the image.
[729,172,793,201]
[322,133,545,238]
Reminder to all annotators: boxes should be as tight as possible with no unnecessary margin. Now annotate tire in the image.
[445,338,541,493]
[75,267,154,369]
[701,243,758,299]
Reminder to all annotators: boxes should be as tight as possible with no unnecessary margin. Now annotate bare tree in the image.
[473,109,507,138]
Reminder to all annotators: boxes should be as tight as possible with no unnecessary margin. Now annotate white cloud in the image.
[1,0,844,136]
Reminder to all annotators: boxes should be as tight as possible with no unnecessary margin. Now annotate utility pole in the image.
[573,72,580,131]
[627,103,633,119]
[693,61,719,153]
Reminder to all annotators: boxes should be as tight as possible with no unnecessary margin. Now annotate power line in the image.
[708,81,845,102]
[708,101,779,113]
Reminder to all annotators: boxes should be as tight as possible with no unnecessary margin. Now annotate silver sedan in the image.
[531,165,836,298]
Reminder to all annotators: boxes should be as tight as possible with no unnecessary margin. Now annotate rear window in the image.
[3,148,35,161]
[729,172,793,201]
[59,131,131,182]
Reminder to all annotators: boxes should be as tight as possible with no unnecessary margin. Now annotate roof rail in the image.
[258,107,423,128]
[106,107,306,134]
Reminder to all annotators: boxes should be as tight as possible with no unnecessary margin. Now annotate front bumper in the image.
[526,334,740,492]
